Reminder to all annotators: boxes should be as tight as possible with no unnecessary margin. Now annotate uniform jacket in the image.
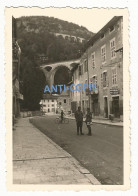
[85,112,92,122]
[75,110,83,122]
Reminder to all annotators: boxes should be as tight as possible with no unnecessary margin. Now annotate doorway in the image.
[104,97,108,118]
[112,96,120,118]
[92,98,99,116]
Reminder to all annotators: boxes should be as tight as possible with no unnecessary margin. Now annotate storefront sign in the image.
[110,88,119,95]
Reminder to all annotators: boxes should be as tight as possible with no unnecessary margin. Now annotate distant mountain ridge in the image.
[16,16,94,110]
[16,16,94,64]
[16,16,94,41]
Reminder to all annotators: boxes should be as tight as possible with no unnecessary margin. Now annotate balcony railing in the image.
[86,87,99,95]
[90,87,99,95]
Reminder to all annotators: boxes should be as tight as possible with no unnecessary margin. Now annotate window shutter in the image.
[110,100,113,114]
[119,100,123,115]
[101,73,103,87]
[79,66,81,75]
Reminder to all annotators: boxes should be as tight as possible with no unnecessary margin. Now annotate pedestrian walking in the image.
[75,106,84,135]
[85,108,92,136]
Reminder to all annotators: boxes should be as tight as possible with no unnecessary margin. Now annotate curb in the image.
[30,118,101,185]
[67,117,123,127]
[92,121,123,127]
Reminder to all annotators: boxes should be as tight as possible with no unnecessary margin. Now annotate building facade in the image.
[41,91,71,114]
[70,16,123,119]
[40,94,58,113]
[12,17,23,119]
[57,90,71,114]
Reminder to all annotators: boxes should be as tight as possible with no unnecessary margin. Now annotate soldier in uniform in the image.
[75,106,84,135]
[85,108,92,136]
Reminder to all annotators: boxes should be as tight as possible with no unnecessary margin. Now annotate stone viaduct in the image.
[53,33,85,43]
[40,59,80,87]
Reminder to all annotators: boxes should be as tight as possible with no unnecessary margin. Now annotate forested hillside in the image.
[16,16,94,110]
[17,16,93,39]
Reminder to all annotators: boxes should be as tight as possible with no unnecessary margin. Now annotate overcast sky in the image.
[14,8,122,33]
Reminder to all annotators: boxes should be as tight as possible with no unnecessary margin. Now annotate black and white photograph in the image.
[5,7,129,191]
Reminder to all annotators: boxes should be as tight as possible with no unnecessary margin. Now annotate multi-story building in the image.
[71,16,123,119]
[40,94,58,113]
[41,90,71,114]
[12,17,23,119]
[57,90,71,114]
[69,64,81,113]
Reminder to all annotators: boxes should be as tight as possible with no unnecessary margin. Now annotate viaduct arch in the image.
[40,59,80,91]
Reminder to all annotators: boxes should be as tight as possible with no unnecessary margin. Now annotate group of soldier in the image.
[60,106,92,136]
[75,106,92,136]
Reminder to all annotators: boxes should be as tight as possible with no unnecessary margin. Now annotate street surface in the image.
[30,114,123,185]
[13,118,100,185]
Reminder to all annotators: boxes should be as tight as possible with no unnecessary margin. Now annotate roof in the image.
[43,94,58,99]
[85,16,122,49]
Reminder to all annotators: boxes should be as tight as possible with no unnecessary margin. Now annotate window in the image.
[109,26,115,33]
[64,99,66,103]
[101,73,103,87]
[52,99,54,102]
[101,33,105,39]
[103,71,108,87]
[84,59,88,72]
[79,66,81,75]
[91,52,95,68]
[52,104,54,107]
[101,45,106,63]
[92,75,98,88]
[75,70,78,80]
[112,68,117,85]
[85,79,87,95]
[81,64,83,75]
[59,102,61,105]
[110,38,116,59]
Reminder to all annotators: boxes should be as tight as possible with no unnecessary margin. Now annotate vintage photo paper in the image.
[5,7,130,191]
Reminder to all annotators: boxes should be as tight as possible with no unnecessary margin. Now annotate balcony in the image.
[90,87,99,95]
[86,87,99,95]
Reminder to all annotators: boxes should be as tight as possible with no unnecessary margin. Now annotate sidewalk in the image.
[52,114,123,127]
[91,118,123,127]
[13,118,100,184]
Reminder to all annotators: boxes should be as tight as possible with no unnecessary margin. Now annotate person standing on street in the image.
[75,106,84,135]
[85,108,92,136]
[61,110,64,123]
